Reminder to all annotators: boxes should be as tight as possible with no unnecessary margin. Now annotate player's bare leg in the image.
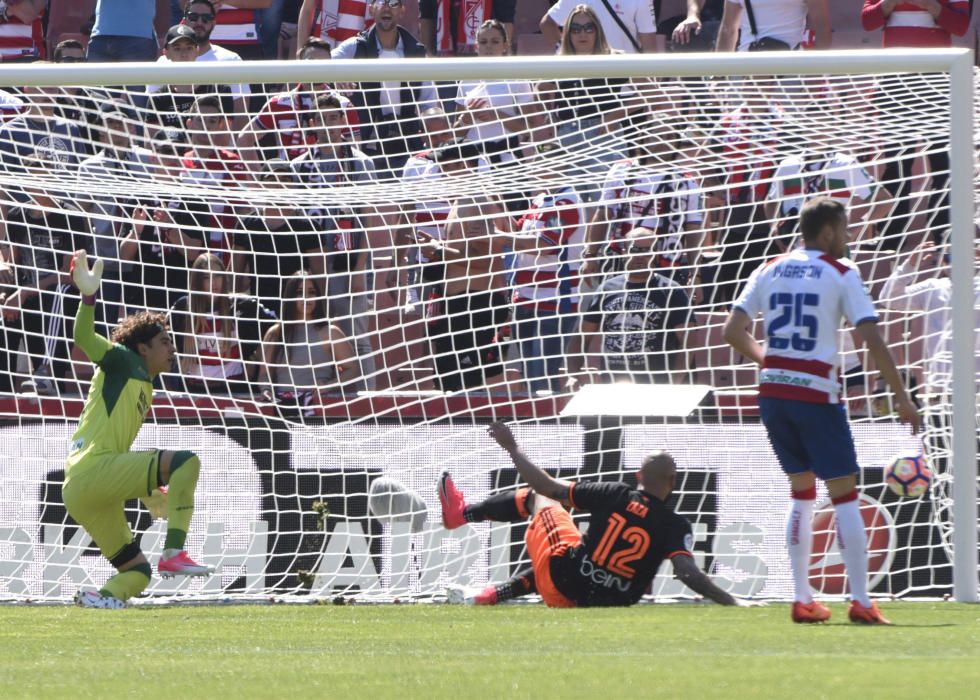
[786,471,830,623]
[157,450,213,578]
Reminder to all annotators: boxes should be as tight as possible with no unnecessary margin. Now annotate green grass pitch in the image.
[2,602,978,699]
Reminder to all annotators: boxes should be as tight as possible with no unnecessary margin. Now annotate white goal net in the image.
[0,53,975,603]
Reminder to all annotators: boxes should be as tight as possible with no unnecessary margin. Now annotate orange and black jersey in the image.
[554,481,694,607]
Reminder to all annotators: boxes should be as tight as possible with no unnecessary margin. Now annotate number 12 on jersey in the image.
[592,513,651,579]
[768,293,819,351]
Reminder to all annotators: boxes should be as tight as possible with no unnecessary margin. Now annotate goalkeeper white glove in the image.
[71,250,103,297]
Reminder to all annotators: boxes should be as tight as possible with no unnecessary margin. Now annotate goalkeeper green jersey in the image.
[66,303,153,468]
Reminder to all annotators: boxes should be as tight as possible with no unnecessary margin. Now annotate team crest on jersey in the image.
[36,136,71,167]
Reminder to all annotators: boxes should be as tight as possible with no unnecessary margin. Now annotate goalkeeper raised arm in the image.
[64,251,212,610]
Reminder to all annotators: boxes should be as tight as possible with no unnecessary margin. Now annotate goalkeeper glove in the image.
[71,250,103,297]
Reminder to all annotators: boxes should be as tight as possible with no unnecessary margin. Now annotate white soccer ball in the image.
[368,477,428,533]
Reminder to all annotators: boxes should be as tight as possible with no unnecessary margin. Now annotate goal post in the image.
[0,49,975,603]
[946,51,977,604]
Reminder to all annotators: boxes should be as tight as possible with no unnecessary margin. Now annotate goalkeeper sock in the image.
[832,491,871,607]
[164,452,200,551]
[99,563,152,602]
[492,567,536,603]
[786,487,816,604]
[464,488,533,523]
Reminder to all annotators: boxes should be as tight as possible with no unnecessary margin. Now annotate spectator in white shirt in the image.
[715,0,830,52]
[149,1,250,130]
[880,241,980,399]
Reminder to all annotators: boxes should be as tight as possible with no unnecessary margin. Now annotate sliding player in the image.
[440,422,749,608]
[64,251,212,609]
[723,197,919,625]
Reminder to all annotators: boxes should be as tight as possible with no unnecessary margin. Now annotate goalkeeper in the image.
[64,251,212,609]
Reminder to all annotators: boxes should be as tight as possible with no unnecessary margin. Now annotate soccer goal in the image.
[0,50,974,603]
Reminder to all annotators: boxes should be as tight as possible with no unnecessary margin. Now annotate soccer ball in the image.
[368,477,428,533]
[884,453,932,498]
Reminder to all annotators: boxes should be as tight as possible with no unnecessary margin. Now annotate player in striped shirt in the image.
[723,197,919,625]
[65,252,212,609]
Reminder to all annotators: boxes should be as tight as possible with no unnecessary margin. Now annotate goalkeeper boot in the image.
[438,472,468,530]
[848,600,891,625]
[446,584,498,606]
[158,551,213,579]
[791,600,831,623]
[74,590,125,610]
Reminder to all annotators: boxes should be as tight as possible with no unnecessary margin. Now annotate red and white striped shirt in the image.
[311,0,373,45]
[0,14,44,62]
[211,4,261,46]
[402,151,451,242]
[715,104,784,204]
[512,186,585,311]
[734,248,879,404]
[180,149,250,188]
[179,149,250,262]
[862,1,971,48]
[253,88,359,161]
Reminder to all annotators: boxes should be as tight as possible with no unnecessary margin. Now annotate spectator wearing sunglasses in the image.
[332,0,439,178]
[86,0,160,62]
[536,6,631,196]
[149,1,250,130]
[53,39,85,63]
[542,0,658,54]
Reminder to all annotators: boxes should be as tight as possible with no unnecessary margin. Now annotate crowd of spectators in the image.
[0,0,972,407]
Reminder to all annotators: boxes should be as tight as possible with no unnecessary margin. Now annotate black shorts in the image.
[428,290,508,391]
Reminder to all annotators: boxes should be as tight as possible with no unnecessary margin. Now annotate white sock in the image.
[786,496,815,604]
[834,497,871,607]
[162,548,181,560]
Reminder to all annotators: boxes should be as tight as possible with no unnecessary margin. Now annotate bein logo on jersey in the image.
[808,494,896,595]
[579,556,631,592]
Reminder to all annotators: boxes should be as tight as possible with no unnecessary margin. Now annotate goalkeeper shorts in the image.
[63,450,161,561]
